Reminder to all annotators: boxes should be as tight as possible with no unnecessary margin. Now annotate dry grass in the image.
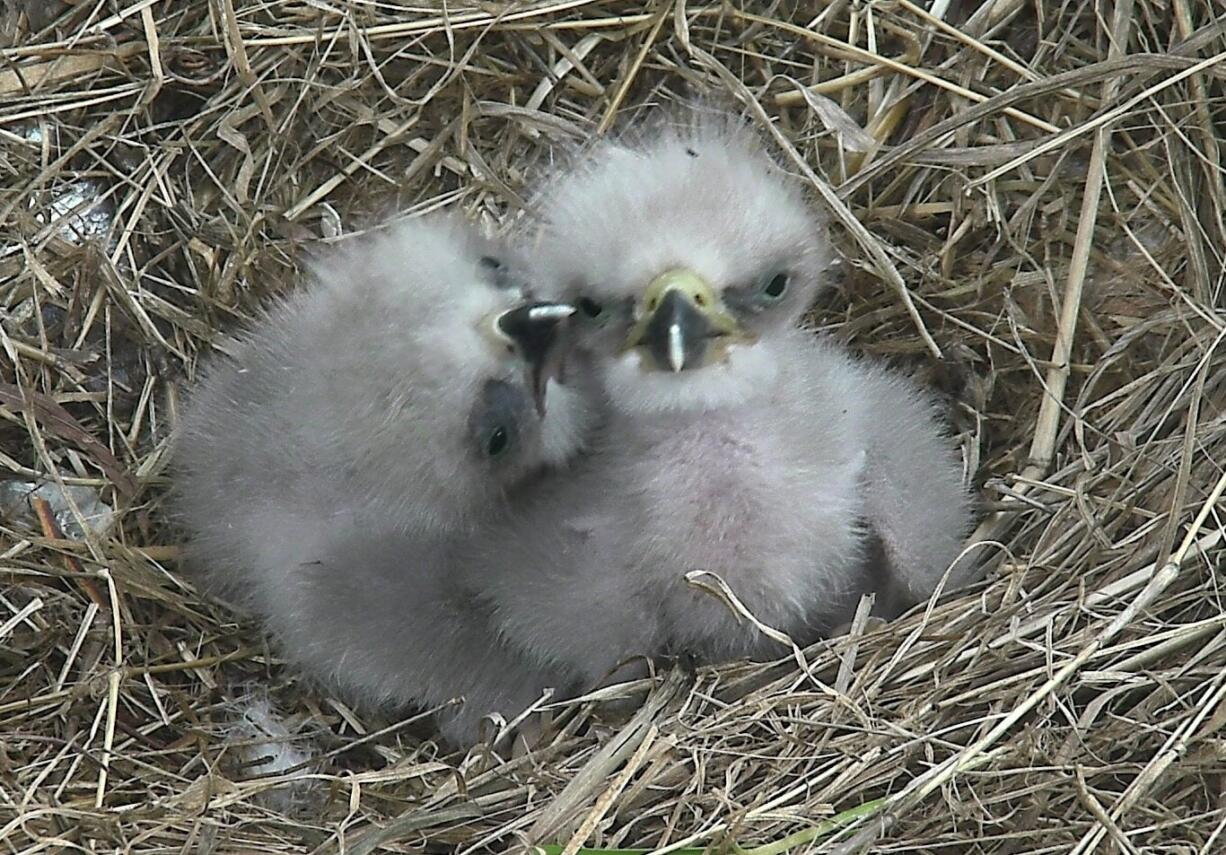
[2,0,1226,852]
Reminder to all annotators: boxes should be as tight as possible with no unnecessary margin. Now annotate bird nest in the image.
[3,1,1225,852]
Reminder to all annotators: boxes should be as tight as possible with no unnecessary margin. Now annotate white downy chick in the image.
[468,114,972,688]
[174,216,593,744]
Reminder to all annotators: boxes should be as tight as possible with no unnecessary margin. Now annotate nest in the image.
[3,1,1226,851]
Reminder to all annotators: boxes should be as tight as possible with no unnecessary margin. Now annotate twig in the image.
[30,496,108,610]
[1025,0,1134,477]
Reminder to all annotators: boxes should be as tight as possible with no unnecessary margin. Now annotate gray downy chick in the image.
[173,216,593,745]
[468,115,972,687]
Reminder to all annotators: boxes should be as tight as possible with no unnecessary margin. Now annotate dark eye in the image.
[762,272,789,299]
[480,255,520,290]
[486,425,510,457]
[577,296,604,318]
[470,380,526,462]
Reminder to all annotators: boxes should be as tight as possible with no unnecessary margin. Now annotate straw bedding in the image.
[2,1,1225,852]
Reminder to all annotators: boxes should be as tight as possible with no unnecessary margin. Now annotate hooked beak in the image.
[488,301,575,416]
[623,269,752,373]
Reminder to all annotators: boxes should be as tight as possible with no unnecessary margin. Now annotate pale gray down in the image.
[465,114,974,692]
[174,216,593,744]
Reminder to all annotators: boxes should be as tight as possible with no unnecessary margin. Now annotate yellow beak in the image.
[623,269,752,373]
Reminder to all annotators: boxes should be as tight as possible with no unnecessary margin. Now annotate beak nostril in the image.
[627,269,748,372]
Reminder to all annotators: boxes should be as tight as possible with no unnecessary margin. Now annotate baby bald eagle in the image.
[465,115,974,687]
[175,216,593,744]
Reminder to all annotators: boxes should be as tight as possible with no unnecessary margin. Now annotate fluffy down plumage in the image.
[466,112,974,688]
[174,216,595,744]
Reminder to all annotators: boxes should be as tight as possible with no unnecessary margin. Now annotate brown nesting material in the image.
[2,1,1225,851]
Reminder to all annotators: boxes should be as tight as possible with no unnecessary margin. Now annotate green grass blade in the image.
[532,797,886,855]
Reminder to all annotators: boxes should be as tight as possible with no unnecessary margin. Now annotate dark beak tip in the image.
[496,301,575,418]
[497,303,570,359]
[643,289,711,373]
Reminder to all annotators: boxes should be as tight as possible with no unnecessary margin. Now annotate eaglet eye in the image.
[485,425,510,457]
[577,296,604,319]
[469,379,529,463]
[761,271,789,300]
